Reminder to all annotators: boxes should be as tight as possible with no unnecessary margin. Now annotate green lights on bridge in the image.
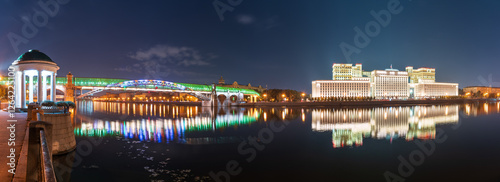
[0,77,260,96]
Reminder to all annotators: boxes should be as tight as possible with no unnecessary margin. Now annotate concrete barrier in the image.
[39,113,76,155]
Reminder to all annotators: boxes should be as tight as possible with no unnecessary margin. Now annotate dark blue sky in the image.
[1,0,499,92]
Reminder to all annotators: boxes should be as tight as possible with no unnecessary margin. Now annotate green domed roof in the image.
[17,50,54,62]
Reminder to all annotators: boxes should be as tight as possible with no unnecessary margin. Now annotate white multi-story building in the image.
[409,80,458,98]
[371,69,409,99]
[312,63,458,99]
[312,80,370,98]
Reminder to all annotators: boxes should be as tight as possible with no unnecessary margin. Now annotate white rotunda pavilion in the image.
[11,50,59,109]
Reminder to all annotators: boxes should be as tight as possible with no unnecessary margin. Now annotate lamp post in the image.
[282,94,286,102]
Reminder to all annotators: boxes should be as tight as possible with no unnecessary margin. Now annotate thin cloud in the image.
[236,14,255,25]
[237,15,280,31]
[116,44,216,80]
[129,44,213,67]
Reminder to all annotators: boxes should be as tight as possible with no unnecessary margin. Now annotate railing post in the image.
[27,104,34,121]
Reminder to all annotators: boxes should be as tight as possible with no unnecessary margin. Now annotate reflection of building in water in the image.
[74,102,260,144]
[371,107,411,139]
[312,108,371,147]
[311,105,459,148]
[462,102,500,116]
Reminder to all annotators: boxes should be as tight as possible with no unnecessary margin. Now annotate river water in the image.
[53,101,500,182]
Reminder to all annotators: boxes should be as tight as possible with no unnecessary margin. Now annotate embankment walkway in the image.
[0,111,27,181]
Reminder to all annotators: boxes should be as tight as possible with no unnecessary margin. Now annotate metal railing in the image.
[27,121,57,182]
[39,130,56,182]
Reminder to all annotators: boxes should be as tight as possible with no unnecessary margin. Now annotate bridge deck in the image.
[0,77,260,95]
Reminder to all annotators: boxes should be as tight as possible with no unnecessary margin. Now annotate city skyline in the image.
[1,0,500,92]
[2,1,500,181]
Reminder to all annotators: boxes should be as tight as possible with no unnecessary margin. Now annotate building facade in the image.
[312,63,458,99]
[217,76,266,93]
[371,69,409,99]
[463,86,500,95]
[332,63,362,80]
[312,80,371,98]
[406,66,435,83]
[410,81,458,98]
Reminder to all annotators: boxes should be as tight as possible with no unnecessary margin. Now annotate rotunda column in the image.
[21,71,26,108]
[51,72,56,102]
[15,71,21,108]
[37,70,43,103]
[29,73,34,103]
[42,72,47,101]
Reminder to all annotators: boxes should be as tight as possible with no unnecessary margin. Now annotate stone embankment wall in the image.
[39,113,76,155]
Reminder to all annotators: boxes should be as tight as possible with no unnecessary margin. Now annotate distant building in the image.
[463,86,500,95]
[371,68,409,99]
[312,80,371,98]
[217,76,266,93]
[312,63,458,99]
[332,63,363,80]
[409,80,458,98]
[312,63,370,98]
[405,66,457,98]
[362,71,371,78]
[406,66,435,83]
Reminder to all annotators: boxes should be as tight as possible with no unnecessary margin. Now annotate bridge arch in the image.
[107,80,187,90]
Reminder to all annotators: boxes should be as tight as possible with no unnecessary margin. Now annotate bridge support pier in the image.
[65,72,75,102]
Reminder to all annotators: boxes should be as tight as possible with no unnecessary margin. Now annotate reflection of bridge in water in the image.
[74,101,261,144]
[311,105,460,148]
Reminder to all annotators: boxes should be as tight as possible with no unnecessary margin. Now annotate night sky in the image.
[1,0,499,92]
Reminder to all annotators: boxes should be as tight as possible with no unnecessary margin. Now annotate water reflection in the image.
[462,101,500,116]
[74,101,500,147]
[311,105,460,148]
[67,101,500,181]
[311,102,500,148]
[75,101,261,144]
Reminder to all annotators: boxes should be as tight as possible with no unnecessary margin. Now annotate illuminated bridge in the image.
[0,76,261,105]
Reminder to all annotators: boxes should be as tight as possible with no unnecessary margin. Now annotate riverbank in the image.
[239,98,491,107]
